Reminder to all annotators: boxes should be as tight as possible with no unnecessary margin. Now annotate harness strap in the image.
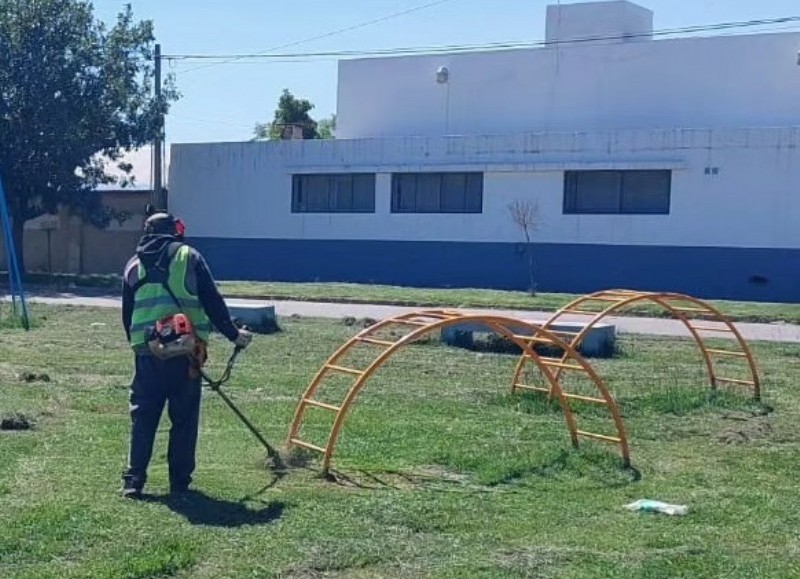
[131,241,186,312]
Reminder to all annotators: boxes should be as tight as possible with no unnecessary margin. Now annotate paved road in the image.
[6,292,800,343]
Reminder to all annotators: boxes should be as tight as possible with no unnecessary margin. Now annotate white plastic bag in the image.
[624,499,688,516]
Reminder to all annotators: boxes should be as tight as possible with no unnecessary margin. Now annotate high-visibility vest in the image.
[129,244,212,349]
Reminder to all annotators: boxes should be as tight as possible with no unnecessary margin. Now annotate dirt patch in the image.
[413,465,472,484]
[17,372,51,383]
[1,413,34,431]
[718,411,773,445]
[718,422,772,444]
[342,316,357,327]
[361,318,378,329]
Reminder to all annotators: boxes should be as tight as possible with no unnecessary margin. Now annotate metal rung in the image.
[707,349,747,358]
[303,399,341,412]
[715,377,755,386]
[564,393,607,405]
[325,364,364,376]
[586,296,627,303]
[540,358,585,371]
[427,309,461,316]
[513,386,606,405]
[690,325,733,333]
[415,312,457,320]
[671,306,711,314]
[511,334,555,345]
[576,430,621,444]
[514,384,549,393]
[393,319,430,327]
[356,337,396,347]
[560,309,602,315]
[290,438,327,454]
[548,329,580,336]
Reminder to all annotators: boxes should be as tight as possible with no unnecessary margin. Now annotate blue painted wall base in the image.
[192,237,800,303]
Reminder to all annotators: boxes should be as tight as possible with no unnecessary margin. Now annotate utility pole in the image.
[153,43,166,211]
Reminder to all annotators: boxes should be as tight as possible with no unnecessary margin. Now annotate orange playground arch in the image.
[512,290,761,401]
[288,309,631,475]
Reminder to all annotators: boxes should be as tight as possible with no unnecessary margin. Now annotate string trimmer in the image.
[197,345,287,473]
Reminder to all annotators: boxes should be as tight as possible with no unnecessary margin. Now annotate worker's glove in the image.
[234,328,253,349]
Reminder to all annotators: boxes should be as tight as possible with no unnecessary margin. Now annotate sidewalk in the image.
[7,291,800,343]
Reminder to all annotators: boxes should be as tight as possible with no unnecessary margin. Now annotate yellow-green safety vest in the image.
[129,244,212,349]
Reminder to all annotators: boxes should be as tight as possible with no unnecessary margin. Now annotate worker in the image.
[120,211,252,499]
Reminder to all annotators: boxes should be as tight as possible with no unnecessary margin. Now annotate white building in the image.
[169,0,800,302]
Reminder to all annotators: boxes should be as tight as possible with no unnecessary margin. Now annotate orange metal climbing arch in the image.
[512,290,761,401]
[287,309,631,475]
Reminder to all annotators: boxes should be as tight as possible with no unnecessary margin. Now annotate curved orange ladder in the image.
[287,309,631,475]
[512,290,761,401]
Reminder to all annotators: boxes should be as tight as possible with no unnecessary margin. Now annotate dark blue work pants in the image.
[122,354,202,491]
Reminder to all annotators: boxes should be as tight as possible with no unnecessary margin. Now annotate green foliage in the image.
[0,0,178,270]
[254,89,335,140]
[317,113,336,139]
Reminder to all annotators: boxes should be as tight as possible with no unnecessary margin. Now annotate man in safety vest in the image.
[120,212,252,499]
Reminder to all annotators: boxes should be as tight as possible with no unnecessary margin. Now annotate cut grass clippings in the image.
[0,302,799,577]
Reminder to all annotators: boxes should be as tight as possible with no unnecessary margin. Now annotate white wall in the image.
[169,127,800,250]
[545,1,653,45]
[336,31,800,139]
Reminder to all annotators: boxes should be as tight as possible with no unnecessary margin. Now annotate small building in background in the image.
[0,187,150,276]
[169,0,800,302]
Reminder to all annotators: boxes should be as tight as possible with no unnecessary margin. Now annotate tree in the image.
[317,114,336,139]
[508,199,540,296]
[254,89,318,141]
[0,0,177,272]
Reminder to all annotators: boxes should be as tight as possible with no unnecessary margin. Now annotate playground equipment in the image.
[513,290,761,401]
[0,170,30,330]
[287,291,762,477]
[287,309,631,476]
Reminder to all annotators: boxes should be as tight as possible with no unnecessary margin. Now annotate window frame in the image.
[291,173,376,214]
[563,170,672,215]
[390,172,484,214]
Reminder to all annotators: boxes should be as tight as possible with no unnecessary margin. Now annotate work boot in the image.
[122,484,143,500]
[121,474,144,499]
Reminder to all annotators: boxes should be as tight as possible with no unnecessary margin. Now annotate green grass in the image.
[1,303,800,577]
[8,272,800,325]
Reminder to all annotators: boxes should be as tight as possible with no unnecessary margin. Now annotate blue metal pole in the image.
[0,170,30,330]
[0,184,17,312]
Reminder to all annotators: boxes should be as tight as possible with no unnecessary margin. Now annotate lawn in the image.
[13,272,800,325]
[219,281,800,325]
[1,304,800,578]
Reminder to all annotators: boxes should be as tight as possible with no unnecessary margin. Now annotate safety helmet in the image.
[144,212,186,238]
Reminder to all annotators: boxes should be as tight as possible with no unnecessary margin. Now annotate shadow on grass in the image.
[147,490,286,528]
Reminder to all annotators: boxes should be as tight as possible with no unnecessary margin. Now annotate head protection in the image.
[144,212,185,238]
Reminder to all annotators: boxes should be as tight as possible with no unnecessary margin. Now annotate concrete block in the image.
[224,300,279,334]
[441,319,616,358]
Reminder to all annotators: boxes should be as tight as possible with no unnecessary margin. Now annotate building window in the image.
[292,173,376,213]
[391,172,483,213]
[563,170,671,215]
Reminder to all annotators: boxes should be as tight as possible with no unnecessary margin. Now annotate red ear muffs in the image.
[175,219,186,237]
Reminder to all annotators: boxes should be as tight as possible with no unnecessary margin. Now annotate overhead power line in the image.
[164,15,800,65]
[175,0,462,74]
